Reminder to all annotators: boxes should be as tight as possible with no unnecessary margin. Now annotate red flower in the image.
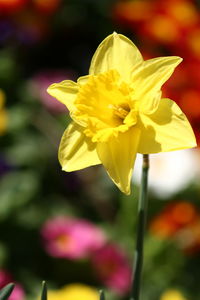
[0,0,28,14]
[32,0,62,15]
[91,244,131,295]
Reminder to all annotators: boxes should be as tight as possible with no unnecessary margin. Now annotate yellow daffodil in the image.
[47,33,196,194]
[48,284,99,300]
[160,289,188,300]
[0,89,7,135]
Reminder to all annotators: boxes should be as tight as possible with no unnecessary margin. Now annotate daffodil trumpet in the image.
[47,32,196,195]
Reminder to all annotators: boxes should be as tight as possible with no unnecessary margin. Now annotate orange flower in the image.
[113,0,199,45]
[176,218,200,253]
[150,202,197,238]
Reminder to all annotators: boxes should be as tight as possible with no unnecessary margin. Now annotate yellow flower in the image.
[47,33,196,194]
[0,89,7,135]
[48,284,99,300]
[160,289,188,300]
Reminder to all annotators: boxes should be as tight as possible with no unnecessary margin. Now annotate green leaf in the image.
[41,281,47,300]
[0,283,15,300]
[0,171,39,220]
[99,290,105,300]
[0,242,8,265]
[0,50,19,83]
[5,134,50,167]
[7,106,31,133]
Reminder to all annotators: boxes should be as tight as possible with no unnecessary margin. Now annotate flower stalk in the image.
[131,154,149,300]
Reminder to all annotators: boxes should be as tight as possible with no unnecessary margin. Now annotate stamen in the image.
[108,104,130,120]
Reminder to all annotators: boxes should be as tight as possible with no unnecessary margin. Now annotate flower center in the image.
[73,70,138,142]
[55,234,71,251]
[109,103,130,120]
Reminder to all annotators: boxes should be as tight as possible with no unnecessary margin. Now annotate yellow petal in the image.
[0,90,5,109]
[77,75,90,86]
[59,122,101,171]
[89,32,143,82]
[132,56,182,114]
[0,109,7,135]
[47,80,78,112]
[97,127,141,194]
[138,98,196,154]
[160,289,187,300]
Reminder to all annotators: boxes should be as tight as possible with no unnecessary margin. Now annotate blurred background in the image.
[1,0,200,300]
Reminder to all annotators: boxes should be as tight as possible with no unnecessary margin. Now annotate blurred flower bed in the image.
[114,0,200,145]
[0,1,200,300]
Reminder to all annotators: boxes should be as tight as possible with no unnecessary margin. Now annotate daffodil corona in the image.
[47,33,196,194]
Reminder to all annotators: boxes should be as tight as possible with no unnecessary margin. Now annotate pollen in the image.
[108,104,130,120]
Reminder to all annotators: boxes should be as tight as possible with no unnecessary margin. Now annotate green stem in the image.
[130,154,149,300]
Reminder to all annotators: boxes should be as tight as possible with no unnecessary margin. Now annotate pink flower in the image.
[0,270,12,288]
[9,284,25,300]
[0,269,25,300]
[91,244,132,295]
[41,216,106,259]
